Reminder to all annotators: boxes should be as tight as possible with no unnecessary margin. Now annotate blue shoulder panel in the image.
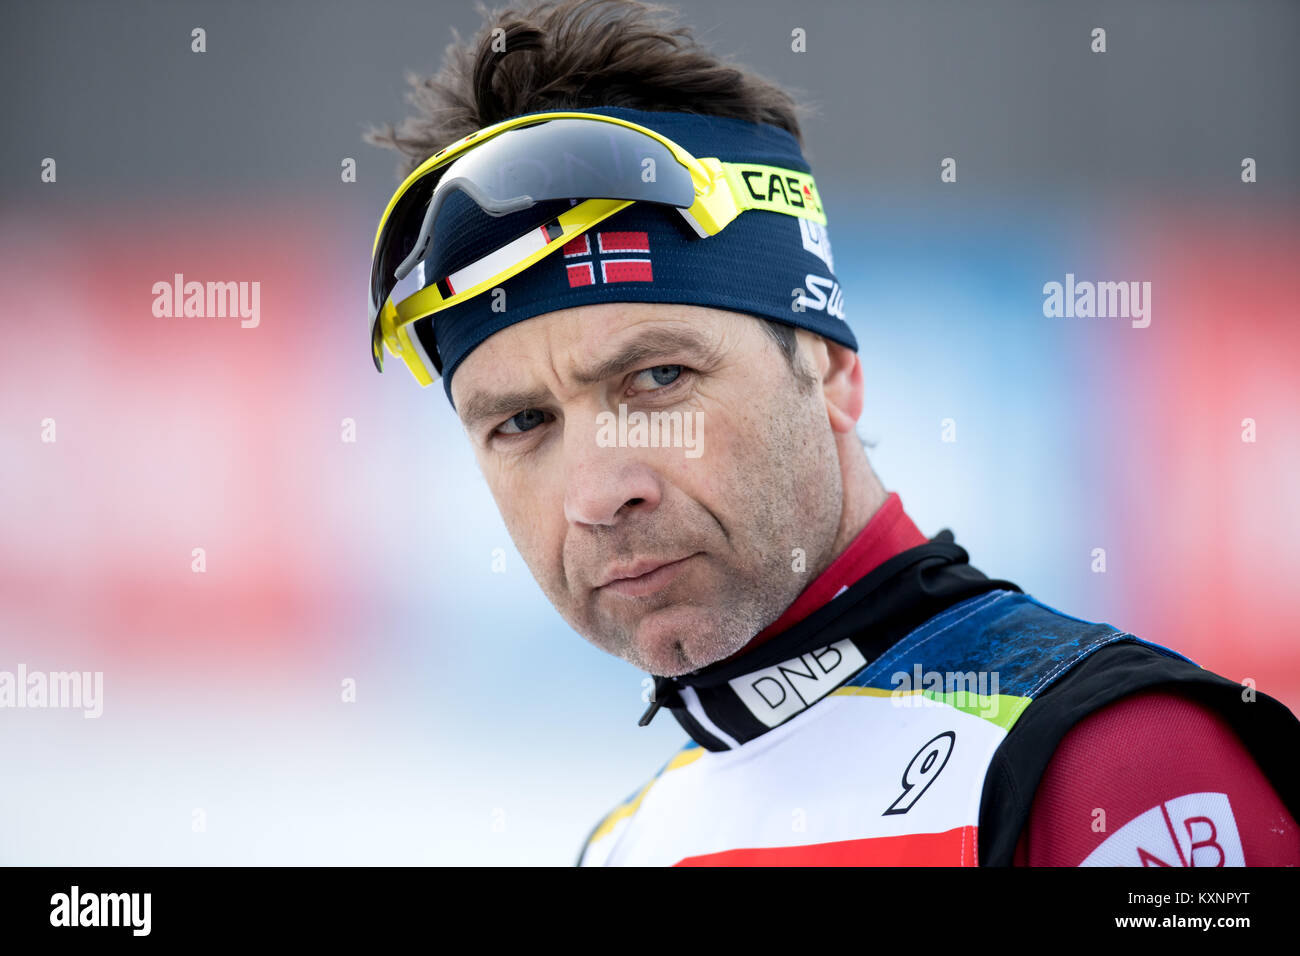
[845,589,1198,699]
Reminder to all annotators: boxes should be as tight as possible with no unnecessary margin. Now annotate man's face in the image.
[451,303,845,677]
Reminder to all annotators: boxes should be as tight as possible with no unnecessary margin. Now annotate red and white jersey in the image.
[577,514,1300,867]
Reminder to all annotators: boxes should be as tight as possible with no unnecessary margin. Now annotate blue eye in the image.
[634,365,683,389]
[496,408,549,435]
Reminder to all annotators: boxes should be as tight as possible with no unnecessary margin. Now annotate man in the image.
[365,0,1300,865]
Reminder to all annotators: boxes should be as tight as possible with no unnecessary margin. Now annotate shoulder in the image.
[574,740,705,867]
[1015,688,1300,865]
[980,635,1300,865]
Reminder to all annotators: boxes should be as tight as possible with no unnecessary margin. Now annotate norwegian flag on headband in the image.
[562,230,654,288]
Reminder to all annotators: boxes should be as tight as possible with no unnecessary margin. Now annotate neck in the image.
[651,521,1014,751]
[824,438,889,575]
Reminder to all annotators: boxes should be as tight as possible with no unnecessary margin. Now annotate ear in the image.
[822,341,864,434]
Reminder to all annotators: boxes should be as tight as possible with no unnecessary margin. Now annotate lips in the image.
[596,554,699,598]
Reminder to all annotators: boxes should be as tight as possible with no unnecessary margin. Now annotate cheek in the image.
[662,388,765,509]
[679,380,817,533]
[696,385,774,470]
[486,460,567,584]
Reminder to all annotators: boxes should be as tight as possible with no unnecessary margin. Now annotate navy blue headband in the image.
[410,106,856,406]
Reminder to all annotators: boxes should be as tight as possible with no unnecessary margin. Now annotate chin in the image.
[630,603,747,676]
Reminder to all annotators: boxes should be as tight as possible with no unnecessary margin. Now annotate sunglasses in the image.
[368,110,827,386]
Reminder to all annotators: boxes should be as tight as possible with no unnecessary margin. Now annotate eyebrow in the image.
[458,326,717,431]
[572,326,715,385]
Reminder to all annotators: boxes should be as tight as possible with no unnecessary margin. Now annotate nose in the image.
[562,410,662,527]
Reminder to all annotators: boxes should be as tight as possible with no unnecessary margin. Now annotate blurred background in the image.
[1,0,1297,864]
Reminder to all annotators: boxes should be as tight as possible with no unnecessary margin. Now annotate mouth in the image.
[596,553,701,598]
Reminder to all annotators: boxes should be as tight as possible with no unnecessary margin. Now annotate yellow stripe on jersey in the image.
[832,685,1033,731]
[586,745,706,847]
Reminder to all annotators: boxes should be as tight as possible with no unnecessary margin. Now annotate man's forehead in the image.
[452,303,735,415]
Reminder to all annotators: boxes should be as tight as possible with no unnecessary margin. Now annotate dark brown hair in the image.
[365,0,816,382]
[364,0,807,178]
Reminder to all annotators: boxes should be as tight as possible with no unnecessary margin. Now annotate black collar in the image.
[638,531,1021,751]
